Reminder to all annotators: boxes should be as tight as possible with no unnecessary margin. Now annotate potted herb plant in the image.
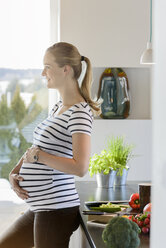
[89,136,134,187]
[89,149,117,188]
[106,136,134,185]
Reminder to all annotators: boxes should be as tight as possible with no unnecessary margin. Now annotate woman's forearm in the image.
[38,150,87,177]
[23,135,91,177]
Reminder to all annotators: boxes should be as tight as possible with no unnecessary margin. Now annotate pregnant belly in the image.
[19,162,53,200]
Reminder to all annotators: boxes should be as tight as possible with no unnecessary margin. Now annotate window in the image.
[0,0,50,179]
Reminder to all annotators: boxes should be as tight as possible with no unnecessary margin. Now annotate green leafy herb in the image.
[89,136,134,177]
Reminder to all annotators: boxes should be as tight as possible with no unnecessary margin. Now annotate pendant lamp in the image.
[140,0,155,64]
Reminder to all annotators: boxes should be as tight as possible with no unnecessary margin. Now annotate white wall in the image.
[75,119,152,182]
[151,0,166,247]
[75,67,152,182]
[51,0,153,183]
[60,0,150,67]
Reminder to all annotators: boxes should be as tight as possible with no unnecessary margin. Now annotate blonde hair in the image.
[47,42,101,116]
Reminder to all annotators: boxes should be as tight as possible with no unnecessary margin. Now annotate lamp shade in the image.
[140,42,155,64]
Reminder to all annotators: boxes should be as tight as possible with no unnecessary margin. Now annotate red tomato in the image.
[142,227,149,234]
[144,218,150,225]
[147,213,151,219]
[137,220,144,227]
[143,203,152,213]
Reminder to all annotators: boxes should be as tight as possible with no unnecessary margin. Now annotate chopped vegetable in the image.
[100,201,129,208]
[119,204,130,208]
[100,202,113,208]
[90,202,129,213]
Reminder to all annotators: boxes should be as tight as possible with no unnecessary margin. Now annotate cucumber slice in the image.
[119,204,130,208]
[90,206,121,212]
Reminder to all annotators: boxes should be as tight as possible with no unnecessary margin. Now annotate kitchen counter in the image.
[75,181,150,248]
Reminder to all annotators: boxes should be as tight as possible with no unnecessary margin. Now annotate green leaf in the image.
[89,136,135,177]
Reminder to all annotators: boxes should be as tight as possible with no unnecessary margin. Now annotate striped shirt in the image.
[19,100,93,212]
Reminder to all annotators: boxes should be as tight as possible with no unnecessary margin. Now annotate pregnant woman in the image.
[0,42,100,248]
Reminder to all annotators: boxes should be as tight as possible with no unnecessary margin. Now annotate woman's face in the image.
[42,51,65,89]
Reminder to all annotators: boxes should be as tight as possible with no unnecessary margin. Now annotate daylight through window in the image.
[0,0,50,179]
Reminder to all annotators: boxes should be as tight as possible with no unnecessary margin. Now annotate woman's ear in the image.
[64,65,71,74]
[63,65,74,78]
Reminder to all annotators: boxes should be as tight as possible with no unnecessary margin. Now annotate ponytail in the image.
[79,56,101,116]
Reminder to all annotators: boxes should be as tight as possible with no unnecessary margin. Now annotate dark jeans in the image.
[0,206,80,248]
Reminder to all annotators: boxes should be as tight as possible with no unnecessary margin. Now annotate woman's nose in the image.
[42,69,45,76]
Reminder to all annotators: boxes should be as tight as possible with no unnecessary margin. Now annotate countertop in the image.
[75,181,150,248]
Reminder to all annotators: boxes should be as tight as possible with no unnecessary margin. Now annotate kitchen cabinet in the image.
[60,0,150,67]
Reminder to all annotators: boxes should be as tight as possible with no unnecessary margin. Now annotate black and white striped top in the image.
[19,101,93,212]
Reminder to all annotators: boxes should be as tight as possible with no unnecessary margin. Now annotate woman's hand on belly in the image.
[23,146,40,163]
[9,173,29,200]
